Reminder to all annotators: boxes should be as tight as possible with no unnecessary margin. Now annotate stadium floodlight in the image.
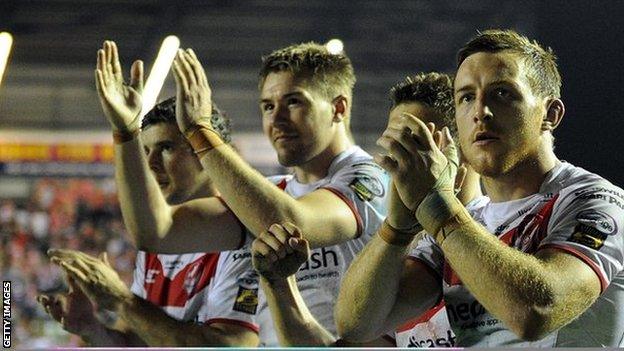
[325,38,344,55]
[0,32,14,89]
[140,35,180,118]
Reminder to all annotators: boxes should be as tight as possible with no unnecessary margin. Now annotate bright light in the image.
[325,38,344,55]
[0,32,14,89]
[140,35,180,118]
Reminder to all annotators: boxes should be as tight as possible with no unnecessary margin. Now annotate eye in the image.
[458,93,474,104]
[261,103,274,113]
[286,97,301,106]
[143,147,150,156]
[493,87,511,99]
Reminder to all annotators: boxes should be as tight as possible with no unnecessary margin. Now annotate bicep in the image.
[382,258,442,335]
[147,197,244,254]
[296,189,360,248]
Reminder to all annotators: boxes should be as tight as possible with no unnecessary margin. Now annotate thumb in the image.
[454,165,468,192]
[130,60,144,93]
[99,252,111,267]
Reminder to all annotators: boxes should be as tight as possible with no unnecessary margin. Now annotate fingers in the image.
[374,153,399,173]
[175,49,197,87]
[172,59,190,95]
[440,127,459,167]
[110,41,122,80]
[400,113,438,151]
[185,49,209,87]
[129,60,144,92]
[252,235,279,264]
[38,294,64,322]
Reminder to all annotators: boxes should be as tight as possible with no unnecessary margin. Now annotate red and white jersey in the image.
[410,162,624,347]
[394,302,456,348]
[257,146,390,346]
[131,247,259,333]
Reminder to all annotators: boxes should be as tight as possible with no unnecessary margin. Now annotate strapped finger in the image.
[267,224,293,254]
[261,231,288,259]
[288,236,310,256]
[400,113,437,151]
[252,237,278,264]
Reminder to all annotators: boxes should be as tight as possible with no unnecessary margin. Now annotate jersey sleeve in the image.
[197,247,260,333]
[322,160,390,238]
[539,182,624,292]
[130,251,146,298]
[408,234,445,278]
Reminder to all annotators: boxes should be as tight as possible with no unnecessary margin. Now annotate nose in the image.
[268,103,290,127]
[472,95,493,124]
[146,150,164,172]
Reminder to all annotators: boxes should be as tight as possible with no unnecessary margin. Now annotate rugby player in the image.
[336,29,624,347]
[253,72,485,347]
[44,41,259,346]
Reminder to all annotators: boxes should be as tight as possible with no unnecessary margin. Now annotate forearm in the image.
[198,145,304,236]
[80,320,145,347]
[336,235,411,341]
[261,276,336,346]
[114,139,172,248]
[119,294,235,346]
[439,212,562,339]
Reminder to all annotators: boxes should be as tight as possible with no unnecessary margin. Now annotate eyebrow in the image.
[259,91,305,104]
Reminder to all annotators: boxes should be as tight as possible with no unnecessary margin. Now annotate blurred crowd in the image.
[0,177,136,348]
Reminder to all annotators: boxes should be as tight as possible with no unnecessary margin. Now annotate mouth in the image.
[273,134,298,143]
[473,131,500,146]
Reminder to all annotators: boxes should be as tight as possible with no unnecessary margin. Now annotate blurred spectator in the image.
[0,177,137,348]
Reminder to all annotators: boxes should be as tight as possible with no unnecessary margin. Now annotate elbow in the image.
[335,308,380,343]
[506,299,558,341]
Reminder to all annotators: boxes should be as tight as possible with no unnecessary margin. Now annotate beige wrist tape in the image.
[416,189,463,238]
[112,128,140,144]
[378,220,421,246]
[184,123,224,155]
[435,207,473,245]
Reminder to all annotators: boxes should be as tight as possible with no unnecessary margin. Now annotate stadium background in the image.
[0,0,622,347]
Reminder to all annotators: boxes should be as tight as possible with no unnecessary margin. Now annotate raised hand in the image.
[48,249,132,314]
[37,275,99,336]
[252,223,310,282]
[95,40,144,133]
[172,48,213,134]
[375,112,459,211]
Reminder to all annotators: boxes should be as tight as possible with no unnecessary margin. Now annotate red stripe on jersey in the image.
[396,301,446,333]
[321,186,364,237]
[444,195,559,286]
[276,179,288,190]
[144,253,220,307]
[540,243,608,292]
[206,318,260,333]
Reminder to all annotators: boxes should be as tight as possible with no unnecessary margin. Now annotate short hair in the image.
[258,42,356,100]
[457,29,561,99]
[389,72,456,135]
[141,97,232,143]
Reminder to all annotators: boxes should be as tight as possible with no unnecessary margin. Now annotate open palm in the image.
[95,41,144,132]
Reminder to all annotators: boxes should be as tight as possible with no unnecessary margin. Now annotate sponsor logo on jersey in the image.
[349,176,384,202]
[233,286,258,315]
[233,252,252,262]
[407,330,456,348]
[569,210,617,250]
[298,247,339,271]
[236,270,259,289]
[446,299,486,325]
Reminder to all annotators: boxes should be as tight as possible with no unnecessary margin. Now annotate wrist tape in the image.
[378,220,422,246]
[184,123,224,155]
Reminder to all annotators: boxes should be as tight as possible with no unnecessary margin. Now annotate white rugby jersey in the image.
[131,247,259,333]
[257,146,390,346]
[410,162,624,347]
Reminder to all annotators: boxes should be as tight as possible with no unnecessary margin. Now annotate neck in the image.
[483,145,558,203]
[457,167,483,205]
[189,179,219,201]
[293,132,353,183]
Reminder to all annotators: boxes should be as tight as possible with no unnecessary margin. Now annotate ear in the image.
[542,98,565,132]
[331,95,348,123]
